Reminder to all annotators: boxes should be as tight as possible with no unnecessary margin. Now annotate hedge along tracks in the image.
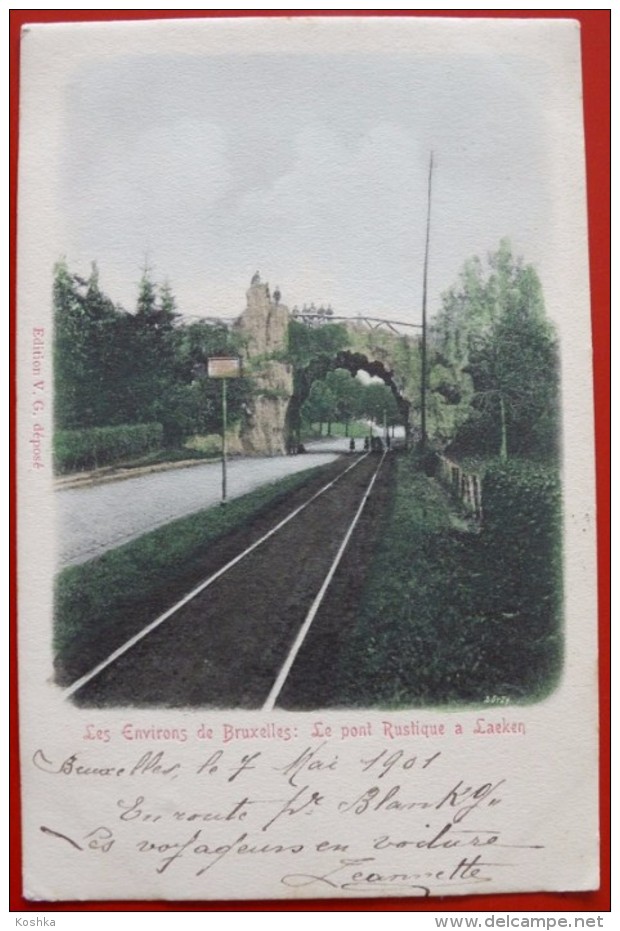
[61,452,372,701]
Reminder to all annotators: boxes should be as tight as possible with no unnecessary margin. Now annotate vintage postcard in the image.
[17,16,599,902]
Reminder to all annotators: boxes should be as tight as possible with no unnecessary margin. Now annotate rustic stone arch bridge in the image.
[227,280,423,456]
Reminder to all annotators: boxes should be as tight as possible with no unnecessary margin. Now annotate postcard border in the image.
[9,7,610,914]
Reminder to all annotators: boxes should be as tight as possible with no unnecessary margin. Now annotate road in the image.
[66,451,395,709]
[57,440,350,567]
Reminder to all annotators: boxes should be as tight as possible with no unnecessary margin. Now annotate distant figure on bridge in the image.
[273,286,281,304]
[251,271,261,285]
[349,438,356,452]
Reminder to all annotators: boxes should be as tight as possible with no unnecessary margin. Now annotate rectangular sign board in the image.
[207,357,241,379]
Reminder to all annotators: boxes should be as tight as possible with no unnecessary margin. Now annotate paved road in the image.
[57,443,348,568]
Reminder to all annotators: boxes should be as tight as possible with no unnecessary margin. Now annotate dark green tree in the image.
[53,260,253,448]
[53,259,126,429]
[122,267,182,442]
[360,381,400,431]
[171,320,253,441]
[323,368,365,436]
[301,380,337,435]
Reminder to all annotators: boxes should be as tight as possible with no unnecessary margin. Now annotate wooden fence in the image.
[436,454,483,522]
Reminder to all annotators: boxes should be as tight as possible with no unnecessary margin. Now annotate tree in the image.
[53,258,83,428]
[123,268,184,442]
[360,381,400,432]
[53,259,126,429]
[430,240,559,462]
[301,380,337,435]
[171,319,253,441]
[52,260,252,447]
[286,319,350,370]
[323,369,364,436]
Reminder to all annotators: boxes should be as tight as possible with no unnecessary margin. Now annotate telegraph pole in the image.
[420,151,434,451]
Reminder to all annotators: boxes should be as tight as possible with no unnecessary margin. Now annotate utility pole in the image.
[420,151,434,451]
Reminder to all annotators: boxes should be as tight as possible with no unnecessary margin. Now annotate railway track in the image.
[65,450,393,709]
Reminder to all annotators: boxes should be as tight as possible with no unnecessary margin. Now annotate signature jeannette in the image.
[280,853,503,895]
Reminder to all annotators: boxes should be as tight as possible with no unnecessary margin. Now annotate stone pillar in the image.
[235,282,293,456]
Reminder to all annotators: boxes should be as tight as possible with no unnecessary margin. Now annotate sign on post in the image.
[207,357,241,504]
[208,357,241,379]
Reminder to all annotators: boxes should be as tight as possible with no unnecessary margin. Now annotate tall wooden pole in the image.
[420,151,434,451]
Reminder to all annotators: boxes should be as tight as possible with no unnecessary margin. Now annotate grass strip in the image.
[303,421,376,441]
[333,454,562,708]
[54,462,331,685]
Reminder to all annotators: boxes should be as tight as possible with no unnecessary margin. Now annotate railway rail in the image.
[63,450,389,708]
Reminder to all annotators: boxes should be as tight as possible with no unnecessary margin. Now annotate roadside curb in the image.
[54,442,350,492]
[55,456,220,491]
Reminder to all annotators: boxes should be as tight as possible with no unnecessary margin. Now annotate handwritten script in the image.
[30,730,543,899]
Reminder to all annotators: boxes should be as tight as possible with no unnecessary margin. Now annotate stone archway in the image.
[284,349,410,449]
[235,278,418,455]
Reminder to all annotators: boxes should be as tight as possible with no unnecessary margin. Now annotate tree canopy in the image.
[429,240,560,462]
[53,260,251,445]
[301,368,402,436]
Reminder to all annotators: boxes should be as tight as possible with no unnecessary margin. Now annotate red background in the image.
[9,8,610,914]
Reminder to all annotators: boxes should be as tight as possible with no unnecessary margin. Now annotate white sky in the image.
[50,18,567,326]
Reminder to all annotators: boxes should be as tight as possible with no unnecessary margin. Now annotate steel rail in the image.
[263,449,388,711]
[62,453,369,700]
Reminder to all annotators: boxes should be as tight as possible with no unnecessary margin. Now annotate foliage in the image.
[429,240,560,461]
[333,454,562,706]
[54,423,163,473]
[53,260,127,429]
[300,368,402,436]
[302,379,337,434]
[324,369,361,429]
[481,459,562,627]
[286,319,350,369]
[52,260,253,464]
[360,380,401,427]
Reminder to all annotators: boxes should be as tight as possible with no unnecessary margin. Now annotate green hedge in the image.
[331,455,563,707]
[482,459,562,634]
[54,423,163,474]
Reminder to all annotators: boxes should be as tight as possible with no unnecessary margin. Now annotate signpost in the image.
[207,357,241,503]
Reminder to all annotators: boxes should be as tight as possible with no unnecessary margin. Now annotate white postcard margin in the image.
[16,17,599,902]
